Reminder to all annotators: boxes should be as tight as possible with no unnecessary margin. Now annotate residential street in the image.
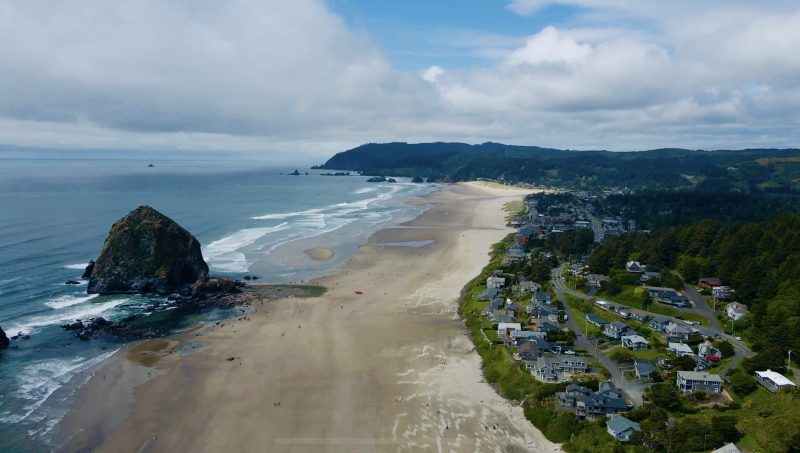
[550,263,754,404]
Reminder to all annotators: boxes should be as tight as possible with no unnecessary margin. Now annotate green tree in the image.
[646,383,682,411]
[729,372,758,396]
[608,347,635,362]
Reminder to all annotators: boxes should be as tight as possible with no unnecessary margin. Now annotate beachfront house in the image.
[557,381,630,419]
[603,321,632,340]
[486,276,506,289]
[621,334,650,351]
[606,415,641,443]
[668,342,694,356]
[726,302,749,321]
[479,287,500,300]
[531,355,589,382]
[676,371,722,394]
[755,370,797,393]
[497,322,521,339]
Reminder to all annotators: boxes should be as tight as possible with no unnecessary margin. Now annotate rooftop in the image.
[756,369,796,387]
[677,371,722,382]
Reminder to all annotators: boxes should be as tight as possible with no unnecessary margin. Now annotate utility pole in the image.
[789,349,792,371]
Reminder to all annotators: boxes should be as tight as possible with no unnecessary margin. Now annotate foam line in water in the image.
[45,294,99,310]
[5,298,129,335]
[251,207,326,220]
[63,263,89,270]
[0,348,119,426]
[203,223,290,272]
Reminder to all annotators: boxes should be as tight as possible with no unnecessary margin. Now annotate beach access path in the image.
[55,182,561,453]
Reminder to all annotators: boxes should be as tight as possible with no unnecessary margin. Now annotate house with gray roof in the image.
[664,322,692,340]
[557,381,631,419]
[603,321,632,340]
[607,415,641,443]
[634,358,658,380]
[584,313,608,328]
[676,371,722,394]
[531,355,589,382]
[479,287,500,300]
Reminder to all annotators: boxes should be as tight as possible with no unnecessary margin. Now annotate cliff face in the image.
[88,206,209,295]
[0,326,8,349]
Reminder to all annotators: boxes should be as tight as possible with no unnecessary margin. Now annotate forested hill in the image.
[588,213,800,369]
[317,142,800,191]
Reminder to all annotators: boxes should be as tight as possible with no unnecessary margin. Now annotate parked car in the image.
[735,336,742,341]
[714,333,721,339]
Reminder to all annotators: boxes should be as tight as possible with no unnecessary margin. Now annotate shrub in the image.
[729,372,758,396]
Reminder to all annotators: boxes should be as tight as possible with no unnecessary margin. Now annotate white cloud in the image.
[0,0,797,155]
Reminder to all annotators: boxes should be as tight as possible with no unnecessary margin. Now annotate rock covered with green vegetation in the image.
[87,205,210,295]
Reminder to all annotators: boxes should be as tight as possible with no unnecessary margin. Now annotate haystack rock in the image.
[0,326,9,350]
[87,206,209,295]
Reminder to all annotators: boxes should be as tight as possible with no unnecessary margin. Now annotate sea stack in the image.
[87,206,209,295]
[0,326,9,350]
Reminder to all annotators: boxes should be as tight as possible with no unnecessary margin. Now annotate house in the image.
[712,286,733,300]
[538,321,561,333]
[479,287,500,300]
[497,322,521,339]
[606,415,641,443]
[640,271,661,283]
[726,302,749,321]
[626,309,650,323]
[626,261,646,273]
[509,330,547,342]
[519,281,541,293]
[646,287,691,308]
[634,358,658,380]
[668,342,694,356]
[603,321,632,340]
[755,369,797,393]
[698,341,722,362]
[586,274,610,287]
[531,355,589,382]
[649,315,672,332]
[664,322,692,340]
[621,334,650,350]
[584,313,608,328]
[557,381,631,419]
[486,276,506,289]
[691,354,709,371]
[699,277,723,289]
[531,301,560,320]
[676,370,722,394]
[595,300,613,311]
[532,290,553,305]
[711,444,742,453]
[516,341,542,361]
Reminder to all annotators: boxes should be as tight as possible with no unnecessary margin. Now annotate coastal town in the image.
[461,189,798,452]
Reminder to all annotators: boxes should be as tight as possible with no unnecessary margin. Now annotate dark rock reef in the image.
[366,176,386,182]
[0,326,9,350]
[87,206,210,295]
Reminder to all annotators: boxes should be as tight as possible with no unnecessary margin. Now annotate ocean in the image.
[0,155,435,450]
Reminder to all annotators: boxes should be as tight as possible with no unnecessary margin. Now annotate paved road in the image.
[682,283,722,332]
[551,266,646,405]
[551,264,753,382]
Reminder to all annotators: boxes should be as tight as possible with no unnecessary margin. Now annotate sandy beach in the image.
[53,182,561,452]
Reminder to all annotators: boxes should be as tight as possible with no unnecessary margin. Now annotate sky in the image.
[0,0,799,158]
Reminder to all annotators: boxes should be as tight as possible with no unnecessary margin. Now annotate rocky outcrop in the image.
[81,260,95,279]
[0,326,8,349]
[88,206,209,295]
[366,176,386,182]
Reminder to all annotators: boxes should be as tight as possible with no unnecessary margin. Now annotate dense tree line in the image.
[597,190,800,230]
[587,214,800,361]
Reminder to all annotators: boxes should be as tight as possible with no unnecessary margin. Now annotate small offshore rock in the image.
[65,280,81,285]
[0,326,9,350]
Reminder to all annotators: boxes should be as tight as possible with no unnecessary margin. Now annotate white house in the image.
[726,302,749,321]
[668,342,694,356]
[487,276,506,289]
[755,369,797,393]
[497,322,521,338]
[621,334,650,351]
[625,261,645,273]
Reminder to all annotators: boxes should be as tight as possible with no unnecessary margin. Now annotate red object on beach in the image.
[354,290,363,295]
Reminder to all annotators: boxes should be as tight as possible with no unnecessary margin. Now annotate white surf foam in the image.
[5,298,130,335]
[251,207,326,220]
[63,263,89,270]
[203,223,290,272]
[0,348,119,426]
[45,294,99,310]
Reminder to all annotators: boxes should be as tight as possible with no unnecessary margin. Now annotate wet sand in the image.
[53,182,561,452]
[303,247,335,261]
